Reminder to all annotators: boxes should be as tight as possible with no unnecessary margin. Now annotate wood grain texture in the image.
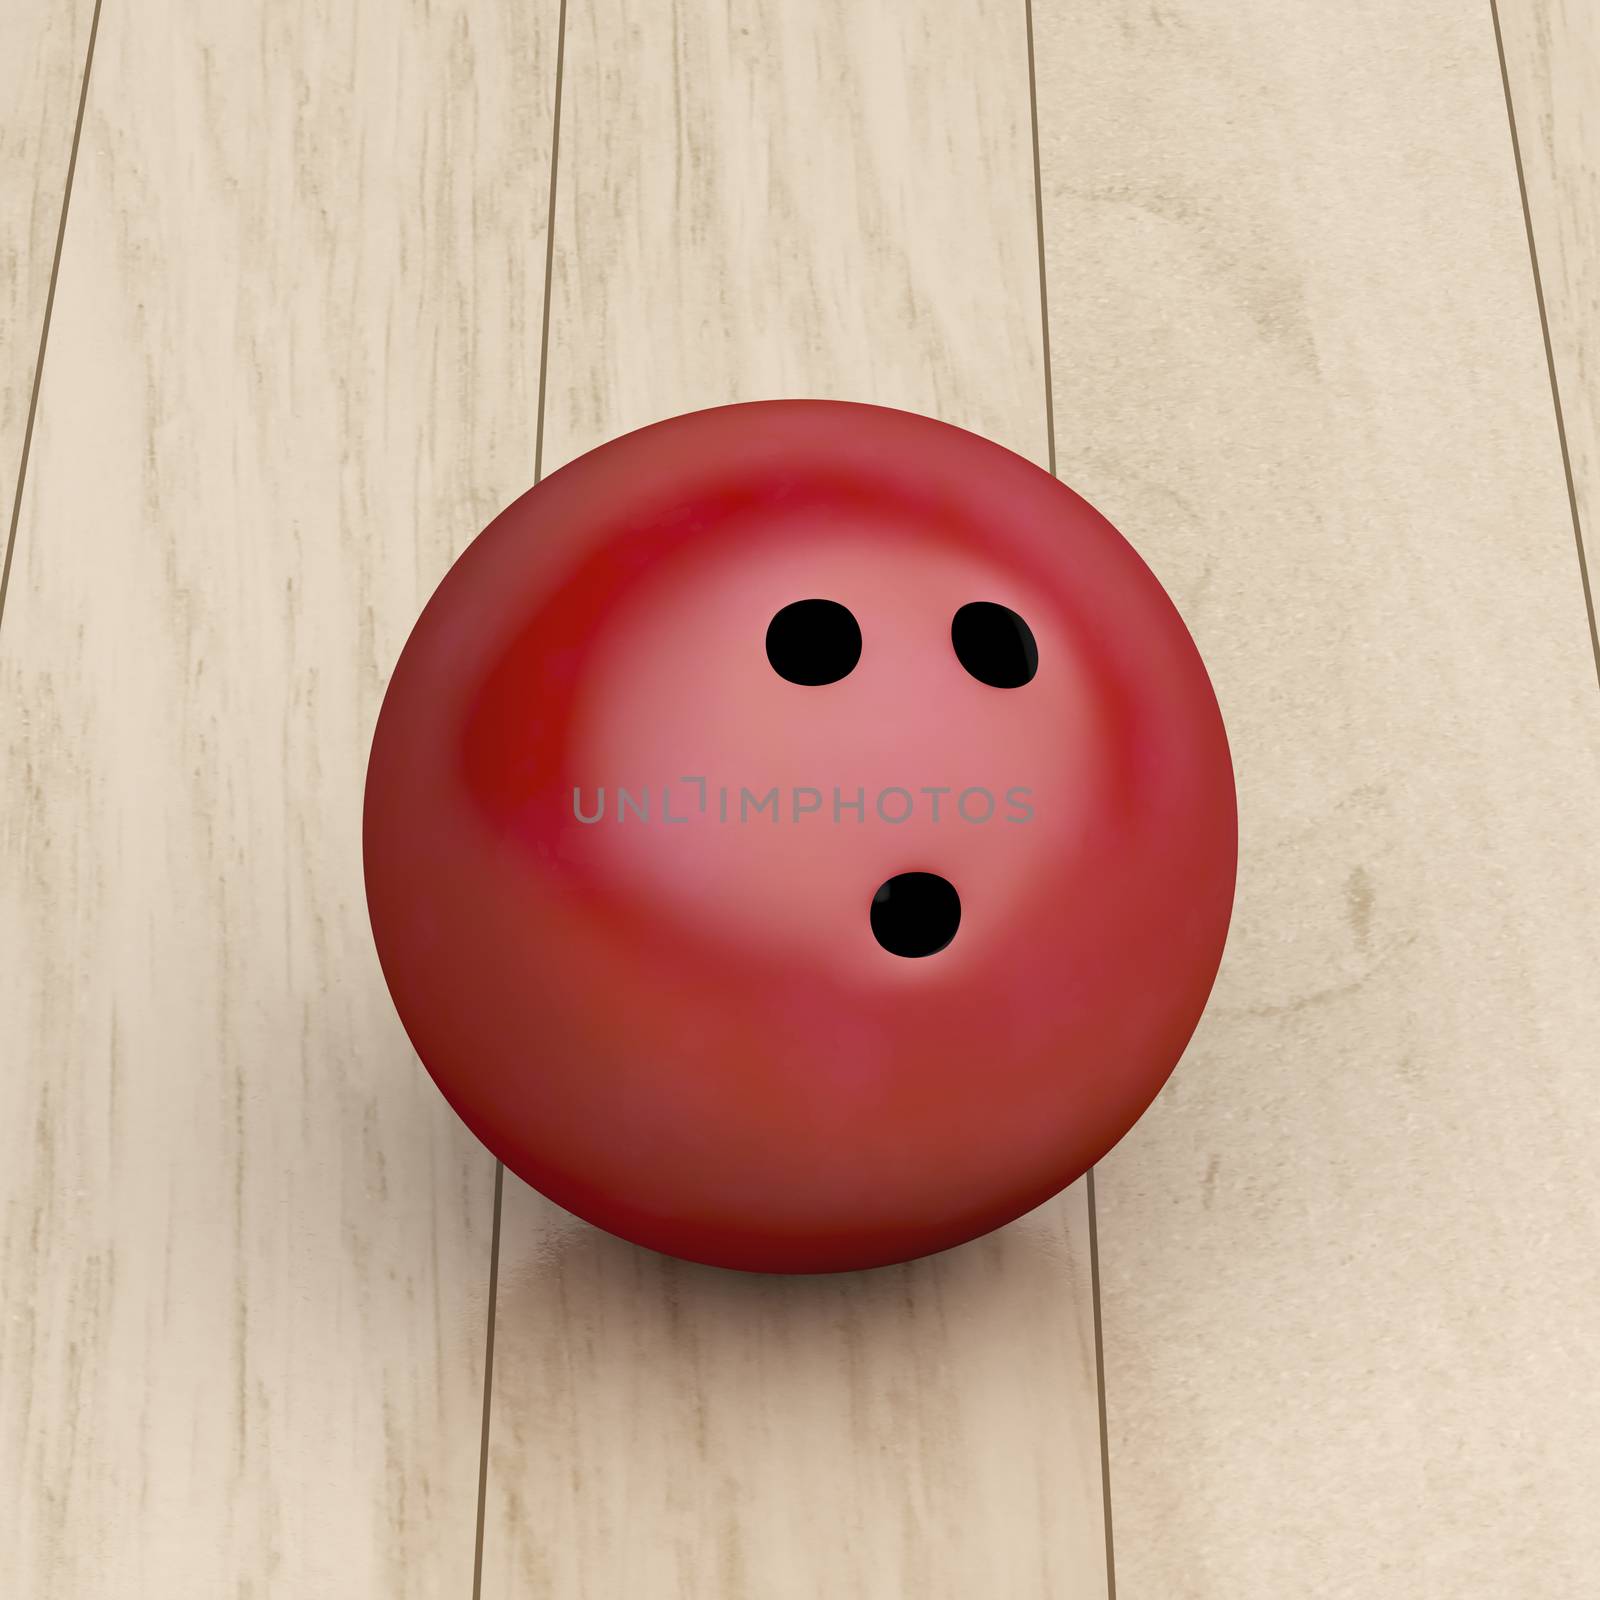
[479,3,1107,1596]
[0,2,555,1593]
[1033,1,1600,1593]
[1499,0,1600,680]
[1,0,95,529]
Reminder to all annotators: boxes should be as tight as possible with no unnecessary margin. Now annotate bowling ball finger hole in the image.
[765,598,862,686]
[871,872,961,958]
[952,601,1038,688]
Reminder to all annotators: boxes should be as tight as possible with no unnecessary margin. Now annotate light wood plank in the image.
[1499,0,1600,678]
[480,3,1107,1596]
[0,2,556,1592]
[1,0,95,525]
[1034,1,1600,1592]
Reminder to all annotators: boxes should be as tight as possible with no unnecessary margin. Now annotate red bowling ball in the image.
[363,400,1236,1273]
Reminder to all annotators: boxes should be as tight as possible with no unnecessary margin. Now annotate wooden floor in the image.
[3,2,1597,1595]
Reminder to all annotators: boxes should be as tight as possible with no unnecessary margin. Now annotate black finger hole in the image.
[951,601,1037,688]
[870,872,961,958]
[766,599,862,686]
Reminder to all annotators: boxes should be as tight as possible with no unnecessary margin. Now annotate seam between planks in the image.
[0,0,105,637]
[470,1163,506,1600]
[1488,0,1600,696]
[1023,1,1117,1594]
[532,0,571,490]
[470,0,571,1593]
[1023,0,1057,481]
